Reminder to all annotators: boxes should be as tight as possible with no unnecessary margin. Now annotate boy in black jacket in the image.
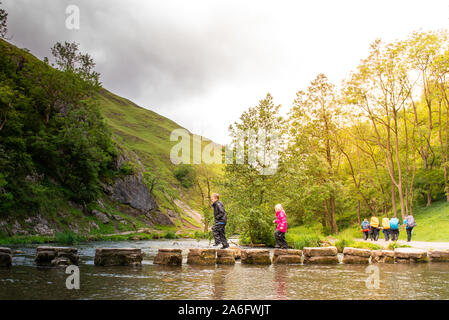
[211,193,229,249]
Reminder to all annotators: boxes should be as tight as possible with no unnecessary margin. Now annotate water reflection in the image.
[273,265,288,300]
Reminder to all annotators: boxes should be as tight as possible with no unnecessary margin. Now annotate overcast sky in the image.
[3,0,449,144]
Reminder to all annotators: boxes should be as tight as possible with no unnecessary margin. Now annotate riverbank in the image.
[0,228,208,246]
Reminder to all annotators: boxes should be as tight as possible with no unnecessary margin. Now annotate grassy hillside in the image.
[97,89,223,223]
[400,200,449,242]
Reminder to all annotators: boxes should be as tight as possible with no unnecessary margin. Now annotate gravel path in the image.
[357,238,449,250]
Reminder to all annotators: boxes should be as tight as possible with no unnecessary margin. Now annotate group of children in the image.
[361,214,417,242]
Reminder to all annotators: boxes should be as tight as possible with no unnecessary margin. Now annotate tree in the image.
[345,39,411,219]
[287,74,343,233]
[223,93,284,244]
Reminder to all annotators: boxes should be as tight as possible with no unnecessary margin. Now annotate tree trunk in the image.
[357,200,361,225]
[329,195,338,234]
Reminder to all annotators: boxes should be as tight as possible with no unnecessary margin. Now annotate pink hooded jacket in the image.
[275,210,287,233]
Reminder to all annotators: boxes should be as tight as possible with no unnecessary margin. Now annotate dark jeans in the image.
[406,227,414,242]
[390,229,399,241]
[382,228,390,241]
[212,223,228,246]
[274,230,288,249]
[369,227,379,241]
[362,231,369,240]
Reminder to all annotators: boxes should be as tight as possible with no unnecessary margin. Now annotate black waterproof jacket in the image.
[212,200,227,224]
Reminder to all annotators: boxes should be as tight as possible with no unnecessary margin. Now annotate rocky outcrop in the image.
[92,210,110,224]
[272,249,302,264]
[94,248,143,266]
[187,249,216,265]
[153,249,182,265]
[110,175,157,213]
[428,249,449,262]
[145,211,175,226]
[303,247,339,264]
[35,246,79,266]
[241,249,271,265]
[342,247,371,264]
[394,248,429,263]
[370,250,395,263]
[0,248,12,267]
[216,249,235,265]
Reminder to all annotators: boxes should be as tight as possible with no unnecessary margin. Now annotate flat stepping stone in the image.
[428,249,449,262]
[241,249,271,265]
[342,247,371,264]
[94,248,143,266]
[228,247,241,259]
[394,248,428,263]
[217,249,235,265]
[35,246,79,266]
[303,247,338,264]
[0,247,12,268]
[153,249,182,265]
[371,250,395,263]
[303,246,338,257]
[187,249,216,265]
[272,249,302,264]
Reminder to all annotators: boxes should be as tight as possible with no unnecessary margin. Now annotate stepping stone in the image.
[35,246,79,266]
[428,249,449,262]
[0,247,12,268]
[94,248,143,266]
[272,249,302,264]
[241,249,271,265]
[303,246,338,264]
[228,247,241,259]
[394,248,428,263]
[217,249,235,265]
[370,250,395,263]
[342,247,371,264]
[153,248,182,265]
[187,249,216,265]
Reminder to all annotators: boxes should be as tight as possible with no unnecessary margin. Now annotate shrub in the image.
[55,231,84,245]
[164,231,177,239]
[335,238,355,253]
[388,241,411,250]
[173,164,196,188]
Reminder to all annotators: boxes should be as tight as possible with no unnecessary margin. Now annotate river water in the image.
[1,239,449,300]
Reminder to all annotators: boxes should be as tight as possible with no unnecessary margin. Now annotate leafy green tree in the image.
[223,93,283,244]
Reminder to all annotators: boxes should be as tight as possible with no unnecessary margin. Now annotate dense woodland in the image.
[223,30,449,244]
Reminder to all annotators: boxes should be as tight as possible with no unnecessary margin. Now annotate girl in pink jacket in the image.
[273,204,288,249]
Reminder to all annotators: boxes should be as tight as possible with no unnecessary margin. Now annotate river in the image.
[1,239,449,300]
